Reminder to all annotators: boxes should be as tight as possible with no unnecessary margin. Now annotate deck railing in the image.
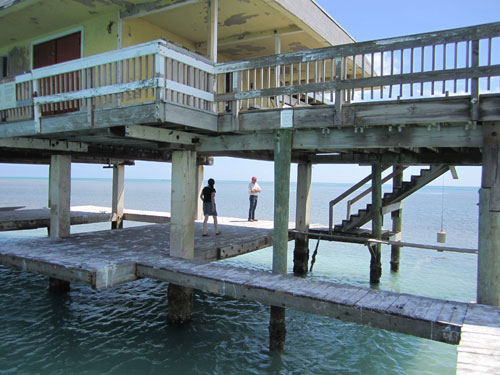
[215,22,500,117]
[1,22,499,128]
[0,39,215,128]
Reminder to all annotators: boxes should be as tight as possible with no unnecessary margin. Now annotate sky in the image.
[1,0,499,186]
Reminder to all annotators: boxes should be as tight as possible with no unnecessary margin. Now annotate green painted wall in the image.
[121,17,195,50]
[0,12,119,78]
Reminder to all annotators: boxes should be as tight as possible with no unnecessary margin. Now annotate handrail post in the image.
[231,71,241,131]
[155,53,166,103]
[471,39,480,125]
[33,76,41,133]
[334,57,344,125]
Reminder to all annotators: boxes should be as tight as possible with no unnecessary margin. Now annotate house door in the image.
[33,32,81,115]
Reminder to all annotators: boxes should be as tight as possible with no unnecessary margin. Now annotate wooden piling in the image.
[168,150,197,324]
[390,166,404,272]
[293,162,312,274]
[270,129,292,350]
[195,165,204,221]
[478,121,500,306]
[48,155,72,292]
[111,164,124,230]
[370,163,383,284]
[49,155,71,238]
[49,277,70,293]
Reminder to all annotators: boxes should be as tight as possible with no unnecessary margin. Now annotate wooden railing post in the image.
[231,71,241,131]
[471,39,480,125]
[155,53,166,103]
[33,77,41,133]
[334,57,344,125]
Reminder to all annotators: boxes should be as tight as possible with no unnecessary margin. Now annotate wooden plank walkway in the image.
[1,222,500,373]
[457,305,500,374]
[0,206,112,231]
[0,205,288,230]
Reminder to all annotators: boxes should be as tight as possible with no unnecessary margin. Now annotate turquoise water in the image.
[0,177,479,374]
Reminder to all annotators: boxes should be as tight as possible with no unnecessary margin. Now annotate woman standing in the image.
[200,178,220,236]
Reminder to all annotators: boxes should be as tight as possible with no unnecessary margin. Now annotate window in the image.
[0,56,7,79]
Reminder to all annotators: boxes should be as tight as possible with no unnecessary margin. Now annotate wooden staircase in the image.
[333,165,450,233]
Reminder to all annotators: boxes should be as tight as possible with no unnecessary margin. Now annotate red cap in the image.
[252,176,257,181]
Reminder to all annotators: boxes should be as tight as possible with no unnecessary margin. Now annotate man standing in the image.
[248,176,261,222]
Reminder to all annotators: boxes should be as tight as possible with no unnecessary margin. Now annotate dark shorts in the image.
[203,202,217,216]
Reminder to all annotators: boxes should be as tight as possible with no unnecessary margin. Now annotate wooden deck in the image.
[0,206,112,231]
[1,217,500,372]
[1,222,499,351]
[457,320,500,374]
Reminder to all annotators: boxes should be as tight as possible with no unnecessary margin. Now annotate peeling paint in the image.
[288,42,307,52]
[72,0,134,8]
[7,46,28,76]
[221,44,266,56]
[223,13,258,27]
[29,17,38,24]
[121,0,192,18]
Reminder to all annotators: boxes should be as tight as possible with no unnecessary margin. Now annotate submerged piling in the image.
[270,129,292,350]
[370,163,383,284]
[293,162,312,274]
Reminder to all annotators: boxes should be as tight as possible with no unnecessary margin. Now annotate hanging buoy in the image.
[437,175,447,244]
[437,230,447,243]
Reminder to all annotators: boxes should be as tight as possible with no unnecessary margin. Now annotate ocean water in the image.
[0,177,479,374]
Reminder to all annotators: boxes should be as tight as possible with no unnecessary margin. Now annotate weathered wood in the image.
[111,164,124,229]
[391,166,404,272]
[293,162,312,274]
[123,124,202,145]
[273,129,292,274]
[215,22,500,73]
[49,155,71,238]
[478,121,500,306]
[208,0,218,63]
[170,151,196,259]
[0,137,88,152]
[270,128,292,351]
[370,163,382,284]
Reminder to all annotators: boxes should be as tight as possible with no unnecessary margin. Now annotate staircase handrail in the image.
[328,166,391,234]
[346,167,408,219]
[328,166,409,234]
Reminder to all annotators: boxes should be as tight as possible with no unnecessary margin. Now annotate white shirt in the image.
[248,182,261,196]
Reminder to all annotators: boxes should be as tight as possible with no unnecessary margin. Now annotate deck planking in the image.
[0,206,112,231]
[2,221,500,373]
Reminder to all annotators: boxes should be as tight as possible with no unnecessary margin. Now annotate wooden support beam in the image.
[122,125,201,145]
[370,163,383,284]
[273,129,292,275]
[170,151,197,259]
[49,155,71,238]
[0,137,88,152]
[391,166,404,272]
[197,25,302,50]
[195,165,204,221]
[478,121,500,306]
[208,0,218,63]
[111,164,125,230]
[270,128,292,351]
[169,150,197,324]
[198,124,482,153]
[293,162,312,274]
